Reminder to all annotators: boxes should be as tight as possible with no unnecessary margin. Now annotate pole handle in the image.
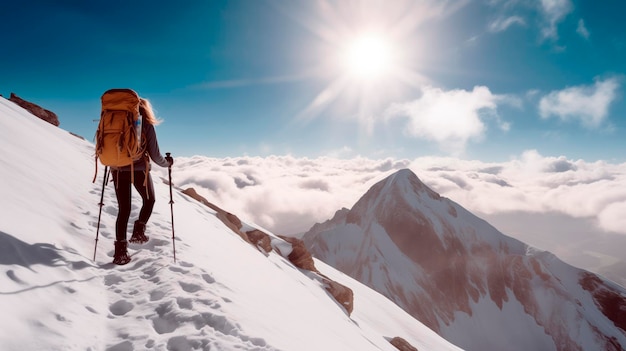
[166,152,173,171]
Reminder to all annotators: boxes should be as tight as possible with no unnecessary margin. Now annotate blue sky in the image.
[1,0,624,162]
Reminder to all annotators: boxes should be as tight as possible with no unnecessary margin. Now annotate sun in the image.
[342,34,394,81]
[285,1,431,126]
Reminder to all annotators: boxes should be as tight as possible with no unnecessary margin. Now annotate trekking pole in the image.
[94,166,110,261]
[166,153,176,263]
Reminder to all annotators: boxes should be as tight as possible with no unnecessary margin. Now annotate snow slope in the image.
[303,168,626,351]
[0,96,462,351]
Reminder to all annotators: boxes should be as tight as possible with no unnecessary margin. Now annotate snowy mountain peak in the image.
[384,168,431,192]
[347,168,444,226]
[385,167,435,189]
[304,168,626,351]
[361,168,439,204]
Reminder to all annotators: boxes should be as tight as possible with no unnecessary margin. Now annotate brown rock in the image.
[9,93,60,126]
[69,131,86,140]
[278,236,317,272]
[580,272,626,333]
[246,229,273,253]
[390,337,419,351]
[278,235,355,315]
[181,188,219,211]
[224,212,242,229]
[322,277,354,315]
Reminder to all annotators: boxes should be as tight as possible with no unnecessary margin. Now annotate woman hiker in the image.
[112,97,173,265]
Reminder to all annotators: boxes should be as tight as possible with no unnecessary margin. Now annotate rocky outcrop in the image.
[278,236,316,272]
[390,337,419,351]
[246,229,272,254]
[322,277,354,315]
[8,93,59,126]
[580,272,626,333]
[277,235,354,314]
[181,187,354,316]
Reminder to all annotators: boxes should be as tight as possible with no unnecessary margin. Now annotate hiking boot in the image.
[113,240,131,265]
[129,220,149,244]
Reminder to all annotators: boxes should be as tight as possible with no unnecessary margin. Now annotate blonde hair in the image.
[139,98,162,125]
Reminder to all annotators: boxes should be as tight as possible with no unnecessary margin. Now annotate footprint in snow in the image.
[89,220,106,229]
[176,297,193,310]
[150,289,166,301]
[152,222,168,230]
[152,302,179,334]
[104,274,124,286]
[179,261,193,268]
[144,238,170,248]
[105,340,133,351]
[109,300,134,316]
[179,281,202,293]
[168,266,188,274]
[202,273,215,284]
[103,206,117,216]
[166,336,193,351]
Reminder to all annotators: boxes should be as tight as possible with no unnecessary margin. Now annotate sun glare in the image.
[287,1,430,126]
[343,34,394,81]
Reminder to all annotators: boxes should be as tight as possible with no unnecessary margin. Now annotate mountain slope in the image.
[303,168,626,351]
[0,97,462,351]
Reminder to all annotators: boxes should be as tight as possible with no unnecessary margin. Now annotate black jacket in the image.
[118,118,169,171]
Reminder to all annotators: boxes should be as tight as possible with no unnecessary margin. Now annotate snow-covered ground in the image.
[0,96,463,350]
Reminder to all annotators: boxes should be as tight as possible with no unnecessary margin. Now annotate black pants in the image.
[112,170,155,241]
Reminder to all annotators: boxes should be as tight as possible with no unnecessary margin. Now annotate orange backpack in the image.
[93,89,145,181]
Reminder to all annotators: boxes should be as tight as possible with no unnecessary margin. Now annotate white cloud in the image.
[384,86,515,155]
[488,0,577,43]
[539,0,573,40]
[412,150,626,236]
[598,201,626,233]
[538,77,620,128]
[539,0,571,19]
[576,19,590,39]
[488,16,526,33]
[163,152,626,240]
[167,155,410,235]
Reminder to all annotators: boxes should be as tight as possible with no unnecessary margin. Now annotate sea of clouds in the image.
[161,150,626,238]
[156,150,626,287]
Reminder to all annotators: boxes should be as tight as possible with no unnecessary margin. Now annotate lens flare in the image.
[343,34,393,80]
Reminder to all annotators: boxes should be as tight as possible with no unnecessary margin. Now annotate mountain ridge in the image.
[303,168,626,351]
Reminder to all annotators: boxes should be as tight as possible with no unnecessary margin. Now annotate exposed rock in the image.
[69,131,85,140]
[276,236,354,315]
[246,229,272,254]
[278,236,317,272]
[390,337,418,351]
[181,187,220,212]
[181,186,354,316]
[9,93,59,126]
[215,212,250,244]
[580,272,626,333]
[322,277,354,315]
